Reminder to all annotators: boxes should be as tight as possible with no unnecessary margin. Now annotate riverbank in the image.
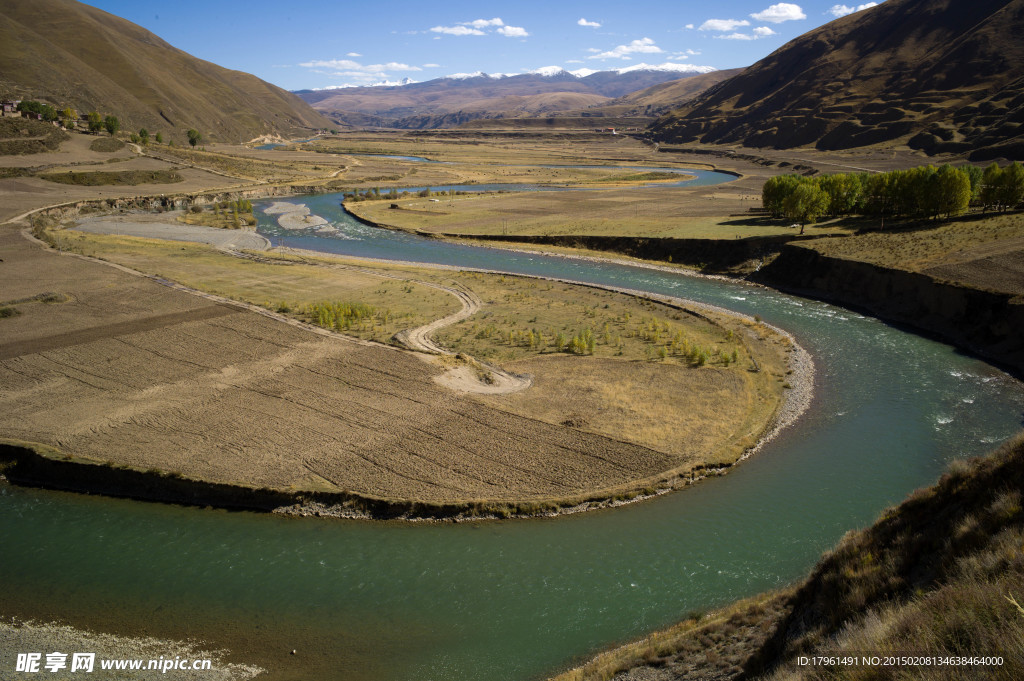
[549,430,1024,681]
[754,234,1024,379]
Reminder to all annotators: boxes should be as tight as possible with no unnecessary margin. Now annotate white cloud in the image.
[299,58,422,85]
[578,18,601,27]
[566,59,584,64]
[587,37,664,59]
[751,3,807,23]
[687,49,701,55]
[461,17,505,28]
[828,3,878,17]
[430,25,485,36]
[346,52,362,57]
[684,23,695,29]
[718,32,758,40]
[699,19,750,31]
[497,25,529,37]
[430,18,526,38]
[423,63,440,68]
[753,26,777,35]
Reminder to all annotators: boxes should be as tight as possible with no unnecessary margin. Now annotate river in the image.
[2,172,1023,681]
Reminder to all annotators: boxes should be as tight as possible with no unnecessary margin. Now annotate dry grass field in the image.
[347,189,850,239]
[0,229,682,510]
[798,213,1024,295]
[49,231,461,345]
[47,230,788,471]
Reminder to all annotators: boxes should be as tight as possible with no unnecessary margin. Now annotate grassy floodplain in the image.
[37,228,791,499]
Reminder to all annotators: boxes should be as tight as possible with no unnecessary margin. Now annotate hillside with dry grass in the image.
[0,0,331,145]
[649,0,1024,160]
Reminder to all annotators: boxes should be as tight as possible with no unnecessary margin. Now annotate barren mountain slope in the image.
[649,0,1024,159]
[0,0,331,143]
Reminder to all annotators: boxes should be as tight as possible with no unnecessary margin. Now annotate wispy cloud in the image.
[684,23,695,29]
[828,2,878,17]
[430,25,484,36]
[753,26,777,35]
[750,3,807,23]
[346,52,362,57]
[423,63,440,68]
[299,58,422,85]
[463,18,504,28]
[587,37,663,60]
[578,18,601,27]
[699,19,750,31]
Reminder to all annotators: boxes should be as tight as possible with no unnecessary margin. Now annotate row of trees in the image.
[342,187,468,203]
[762,162,1024,227]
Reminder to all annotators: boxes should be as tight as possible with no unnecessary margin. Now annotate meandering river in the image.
[2,171,1023,680]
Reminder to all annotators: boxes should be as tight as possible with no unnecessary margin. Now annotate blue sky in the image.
[84,0,882,90]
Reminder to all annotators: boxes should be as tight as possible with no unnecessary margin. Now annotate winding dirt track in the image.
[227,247,532,394]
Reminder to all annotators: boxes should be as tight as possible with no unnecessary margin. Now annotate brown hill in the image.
[579,69,744,119]
[0,0,331,144]
[649,0,1024,160]
[607,69,744,115]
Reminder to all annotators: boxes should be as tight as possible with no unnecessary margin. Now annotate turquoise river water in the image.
[2,172,1023,681]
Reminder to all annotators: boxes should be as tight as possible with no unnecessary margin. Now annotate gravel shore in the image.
[74,213,270,251]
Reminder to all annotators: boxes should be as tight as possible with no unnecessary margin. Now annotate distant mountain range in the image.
[294,65,727,129]
[0,0,331,143]
[649,0,1024,160]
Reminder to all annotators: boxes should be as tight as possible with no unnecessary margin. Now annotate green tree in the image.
[934,164,971,218]
[103,115,119,137]
[782,183,829,233]
[87,111,103,133]
[817,173,863,216]
[980,163,1003,211]
[60,107,77,129]
[187,128,202,148]
[41,104,58,122]
[138,128,149,145]
[16,100,42,115]
[155,132,164,144]
[761,174,802,218]
[958,165,983,201]
[904,165,939,218]
[862,171,894,217]
[996,161,1024,211]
